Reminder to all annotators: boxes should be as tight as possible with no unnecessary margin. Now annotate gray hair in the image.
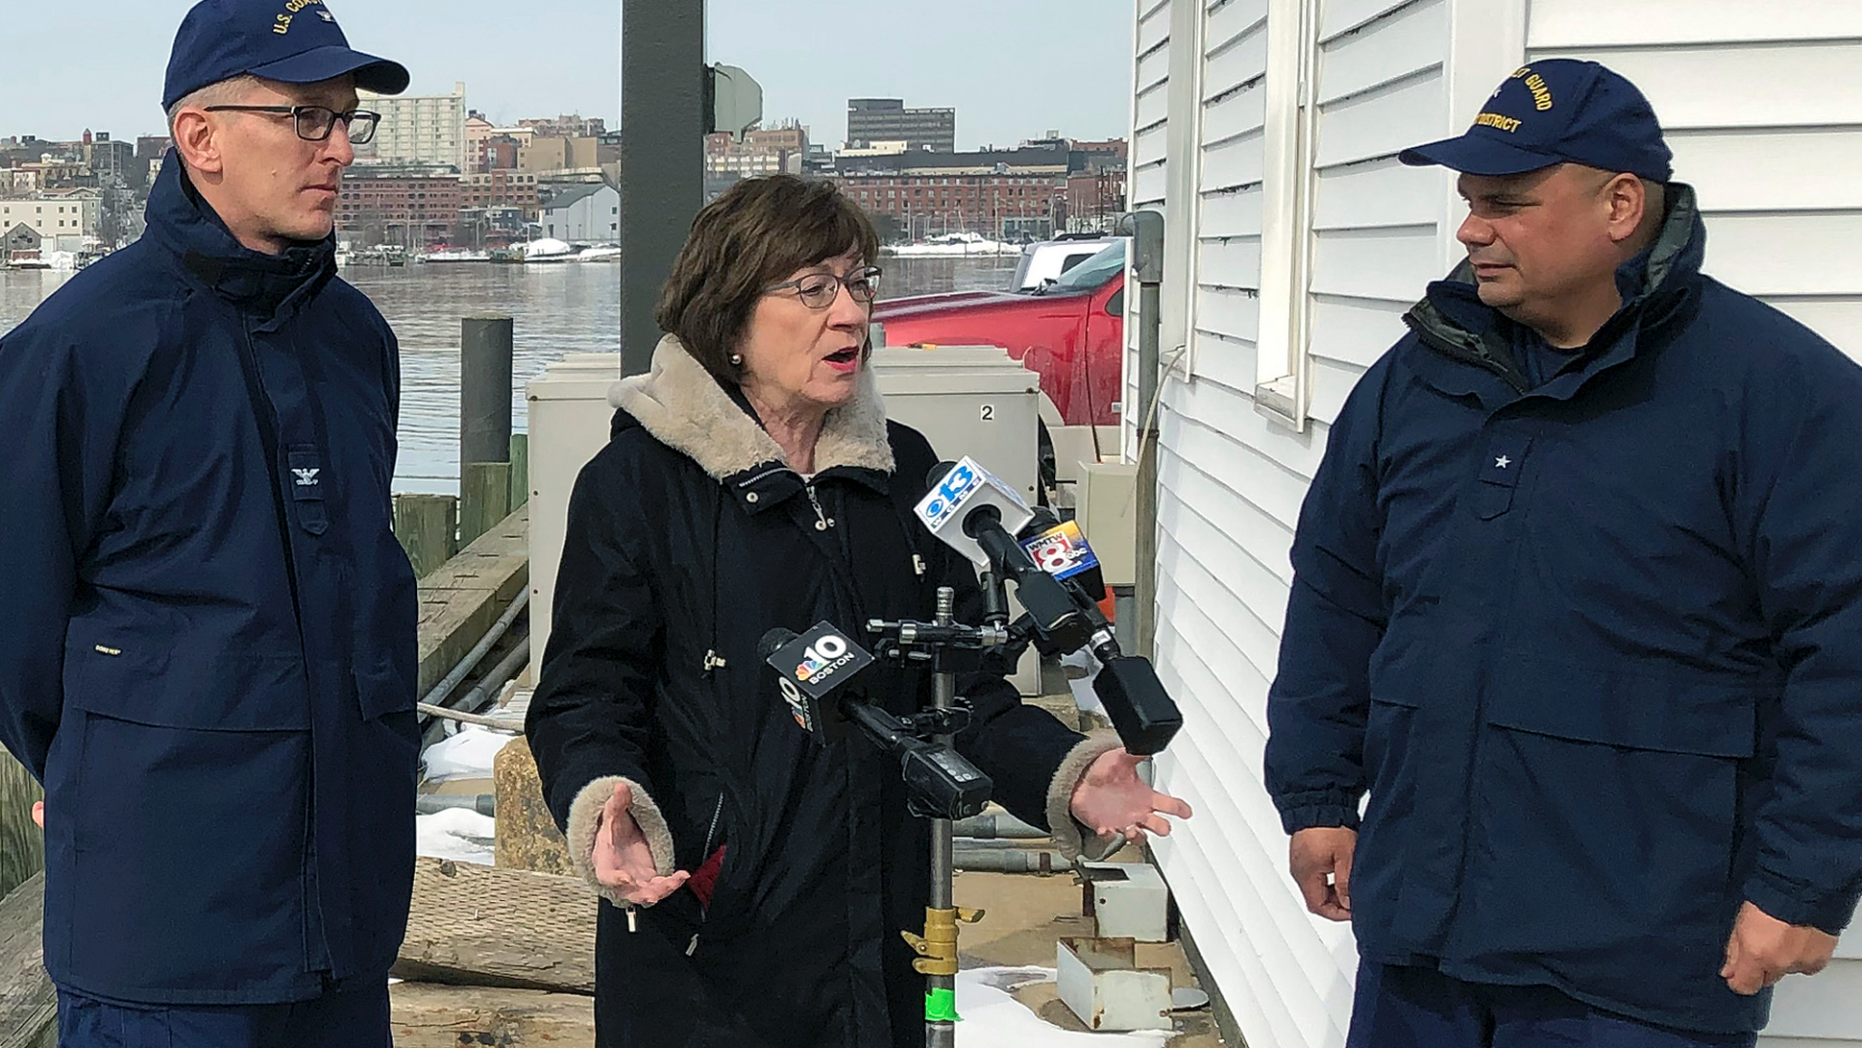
[165,75,263,135]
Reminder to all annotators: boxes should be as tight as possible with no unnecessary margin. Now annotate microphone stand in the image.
[865,582,1010,1047]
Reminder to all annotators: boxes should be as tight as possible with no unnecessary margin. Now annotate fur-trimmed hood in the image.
[610,334,895,480]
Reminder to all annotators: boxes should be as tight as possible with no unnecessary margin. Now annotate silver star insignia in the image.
[1494,455,1511,469]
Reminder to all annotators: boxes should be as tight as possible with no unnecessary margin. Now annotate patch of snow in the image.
[956,966,1171,1046]
[421,725,515,783]
[415,808,496,865]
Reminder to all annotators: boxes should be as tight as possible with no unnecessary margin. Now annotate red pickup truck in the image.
[873,243,1126,427]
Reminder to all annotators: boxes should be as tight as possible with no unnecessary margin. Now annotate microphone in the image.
[915,458,1035,571]
[917,459,1089,649]
[759,623,994,818]
[759,623,875,744]
[1017,509,1107,603]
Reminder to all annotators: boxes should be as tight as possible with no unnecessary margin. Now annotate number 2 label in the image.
[980,404,994,421]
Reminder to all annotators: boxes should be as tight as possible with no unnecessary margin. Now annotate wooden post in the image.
[459,462,512,548]
[395,494,458,579]
[509,433,530,510]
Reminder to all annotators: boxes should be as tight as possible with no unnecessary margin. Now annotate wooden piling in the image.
[395,494,459,579]
[509,433,530,510]
[460,462,512,548]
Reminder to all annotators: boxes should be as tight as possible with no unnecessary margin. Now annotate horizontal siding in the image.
[1300,1,1445,426]
[1766,961,1862,1042]
[1529,0,1862,47]
[1527,43,1862,130]
[1670,128,1862,212]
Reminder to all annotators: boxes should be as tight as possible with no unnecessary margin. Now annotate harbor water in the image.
[1,254,1020,494]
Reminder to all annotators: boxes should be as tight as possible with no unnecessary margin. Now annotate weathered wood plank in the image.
[416,504,529,697]
[0,874,54,1048]
[393,857,595,994]
[389,983,591,1047]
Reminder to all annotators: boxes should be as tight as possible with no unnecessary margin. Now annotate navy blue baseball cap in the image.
[1399,59,1672,182]
[163,0,410,110]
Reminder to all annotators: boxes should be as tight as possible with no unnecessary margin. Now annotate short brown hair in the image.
[655,175,880,382]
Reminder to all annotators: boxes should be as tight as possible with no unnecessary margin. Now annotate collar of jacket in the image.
[1402,181,1707,404]
[142,150,336,330]
[610,334,897,514]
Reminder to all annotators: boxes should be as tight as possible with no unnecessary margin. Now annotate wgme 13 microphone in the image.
[917,459,1090,650]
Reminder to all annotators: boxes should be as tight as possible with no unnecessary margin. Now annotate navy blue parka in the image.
[0,152,418,1005]
[1265,185,1862,1034]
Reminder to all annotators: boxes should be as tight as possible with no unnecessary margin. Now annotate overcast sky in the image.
[0,0,1134,150]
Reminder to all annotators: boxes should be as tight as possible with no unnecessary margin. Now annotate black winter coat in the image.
[526,338,1111,1047]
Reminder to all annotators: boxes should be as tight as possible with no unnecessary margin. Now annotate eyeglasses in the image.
[203,105,382,145]
[763,266,883,309]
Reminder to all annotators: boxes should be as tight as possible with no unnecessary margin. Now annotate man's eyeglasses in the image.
[764,266,883,309]
[203,105,382,145]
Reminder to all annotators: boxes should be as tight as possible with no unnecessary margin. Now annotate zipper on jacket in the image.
[1415,327,1529,395]
[701,649,728,674]
[804,481,835,531]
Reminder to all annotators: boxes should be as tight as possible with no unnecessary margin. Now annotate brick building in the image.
[336,170,464,246]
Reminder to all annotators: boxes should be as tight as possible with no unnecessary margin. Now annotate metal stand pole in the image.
[924,585,959,1047]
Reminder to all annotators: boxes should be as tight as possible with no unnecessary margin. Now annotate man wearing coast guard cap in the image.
[1265,58,1862,1046]
[0,2,417,1044]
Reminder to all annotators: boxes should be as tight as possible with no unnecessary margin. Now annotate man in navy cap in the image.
[0,2,418,1044]
[1266,58,1862,1046]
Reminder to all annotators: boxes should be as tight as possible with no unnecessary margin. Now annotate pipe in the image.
[420,588,530,709]
[456,638,530,716]
[1116,210,1166,661]
[416,702,519,731]
[953,849,1074,874]
[950,813,1048,839]
[416,793,496,817]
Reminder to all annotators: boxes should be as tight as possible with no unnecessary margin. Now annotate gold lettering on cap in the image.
[1474,112,1523,133]
[1524,73,1554,111]
[274,0,324,32]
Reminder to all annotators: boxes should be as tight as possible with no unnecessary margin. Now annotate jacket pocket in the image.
[1483,656,1759,759]
[64,638,312,731]
[58,647,315,992]
[1463,657,1762,968]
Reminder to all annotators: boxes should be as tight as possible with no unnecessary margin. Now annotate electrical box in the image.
[868,344,1042,504]
[1056,937,1173,1032]
[1076,460,1139,588]
[870,344,1046,696]
[1079,861,1171,942]
[526,353,625,674]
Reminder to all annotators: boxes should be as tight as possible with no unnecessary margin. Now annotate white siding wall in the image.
[1133,0,1862,1045]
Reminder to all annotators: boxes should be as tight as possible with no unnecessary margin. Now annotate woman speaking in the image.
[526,174,1190,1047]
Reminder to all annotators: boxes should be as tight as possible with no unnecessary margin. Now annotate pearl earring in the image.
[729,353,744,366]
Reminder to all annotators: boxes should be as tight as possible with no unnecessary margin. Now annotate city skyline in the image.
[1,0,1132,152]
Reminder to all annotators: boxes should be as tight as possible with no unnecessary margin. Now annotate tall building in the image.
[359,81,469,171]
[846,98,956,153]
[520,114,607,140]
